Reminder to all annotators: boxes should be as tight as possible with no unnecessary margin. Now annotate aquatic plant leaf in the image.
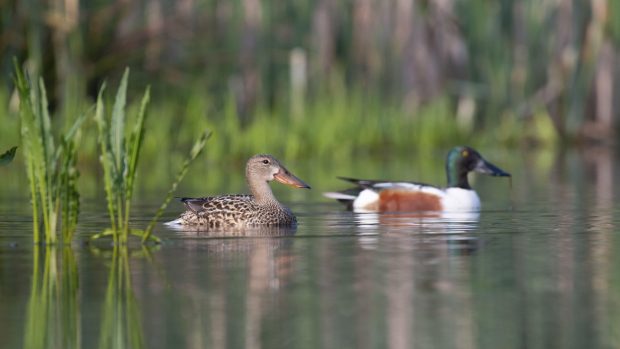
[143,130,211,240]
[94,83,119,232]
[111,68,129,182]
[13,59,42,242]
[59,139,80,239]
[0,146,17,166]
[13,60,85,243]
[38,78,55,178]
[126,86,150,201]
[14,60,56,242]
[63,105,93,144]
[93,69,155,242]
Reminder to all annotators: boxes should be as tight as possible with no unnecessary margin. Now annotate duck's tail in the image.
[322,192,357,201]
[322,189,362,211]
[164,218,183,226]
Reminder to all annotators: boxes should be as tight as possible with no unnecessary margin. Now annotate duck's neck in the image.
[248,178,280,206]
[446,163,471,189]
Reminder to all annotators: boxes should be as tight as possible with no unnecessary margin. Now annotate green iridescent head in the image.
[445,146,510,189]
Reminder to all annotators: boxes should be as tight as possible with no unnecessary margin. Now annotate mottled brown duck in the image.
[166,154,310,228]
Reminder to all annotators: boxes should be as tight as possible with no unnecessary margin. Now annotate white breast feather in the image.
[441,188,480,211]
[352,189,380,212]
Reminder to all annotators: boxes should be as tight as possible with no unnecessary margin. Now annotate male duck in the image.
[324,146,510,212]
[167,154,310,228]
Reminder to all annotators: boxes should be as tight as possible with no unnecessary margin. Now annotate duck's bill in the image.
[474,159,511,177]
[274,169,311,189]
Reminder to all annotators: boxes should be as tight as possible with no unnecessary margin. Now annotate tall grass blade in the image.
[124,87,150,232]
[36,79,56,241]
[14,59,42,242]
[0,146,17,166]
[38,78,55,178]
[56,106,90,239]
[111,68,129,179]
[59,140,80,240]
[143,130,211,242]
[14,59,83,244]
[94,69,154,244]
[61,106,92,146]
[110,70,130,241]
[93,69,207,244]
[94,84,119,235]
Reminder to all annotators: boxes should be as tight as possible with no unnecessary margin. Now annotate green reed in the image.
[14,61,85,244]
[93,68,151,244]
[93,68,209,244]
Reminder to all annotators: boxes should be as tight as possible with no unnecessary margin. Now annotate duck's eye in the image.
[262,159,270,164]
[461,150,469,157]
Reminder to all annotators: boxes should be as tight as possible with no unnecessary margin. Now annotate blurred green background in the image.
[0,0,619,196]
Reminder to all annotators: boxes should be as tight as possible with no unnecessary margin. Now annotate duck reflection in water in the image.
[352,210,482,256]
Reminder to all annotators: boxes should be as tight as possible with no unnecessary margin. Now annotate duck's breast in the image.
[440,188,480,211]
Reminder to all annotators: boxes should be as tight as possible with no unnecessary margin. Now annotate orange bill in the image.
[274,168,311,189]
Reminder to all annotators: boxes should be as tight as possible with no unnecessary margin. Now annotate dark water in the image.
[1,148,620,349]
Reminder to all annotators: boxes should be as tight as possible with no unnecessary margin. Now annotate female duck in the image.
[167,154,310,228]
[324,146,510,212]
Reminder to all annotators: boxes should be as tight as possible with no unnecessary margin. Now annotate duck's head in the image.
[446,146,510,189]
[246,154,311,189]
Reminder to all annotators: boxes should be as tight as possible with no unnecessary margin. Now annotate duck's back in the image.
[178,195,296,228]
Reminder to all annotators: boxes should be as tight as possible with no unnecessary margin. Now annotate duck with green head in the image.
[324,146,510,212]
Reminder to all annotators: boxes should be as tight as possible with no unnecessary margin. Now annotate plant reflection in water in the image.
[22,244,157,349]
[24,247,80,349]
[92,245,154,349]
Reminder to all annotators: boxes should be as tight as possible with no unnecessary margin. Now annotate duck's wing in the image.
[323,177,442,210]
[336,176,436,189]
[180,195,253,213]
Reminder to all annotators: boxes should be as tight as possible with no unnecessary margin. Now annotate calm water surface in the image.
[1,148,620,349]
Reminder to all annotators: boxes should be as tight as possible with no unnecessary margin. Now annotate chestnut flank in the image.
[378,190,442,212]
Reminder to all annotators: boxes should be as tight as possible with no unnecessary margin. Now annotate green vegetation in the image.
[0,0,616,165]
[92,68,209,244]
[14,62,85,244]
[9,60,211,244]
[0,0,618,231]
[0,146,16,166]
[93,68,153,244]
[203,91,468,162]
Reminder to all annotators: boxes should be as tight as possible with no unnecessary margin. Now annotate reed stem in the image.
[14,60,82,244]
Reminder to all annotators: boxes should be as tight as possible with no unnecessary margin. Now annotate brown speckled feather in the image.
[178,195,297,228]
